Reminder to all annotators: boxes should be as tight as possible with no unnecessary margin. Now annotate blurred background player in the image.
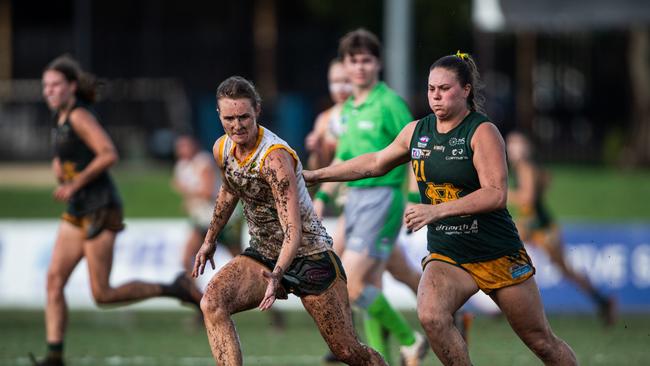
[193,75,387,366]
[312,29,428,366]
[506,130,617,326]
[308,58,427,364]
[303,51,578,366]
[305,58,351,172]
[172,134,241,267]
[32,55,201,366]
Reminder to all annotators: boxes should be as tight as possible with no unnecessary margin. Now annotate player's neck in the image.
[437,109,470,133]
[233,127,260,160]
[352,80,378,106]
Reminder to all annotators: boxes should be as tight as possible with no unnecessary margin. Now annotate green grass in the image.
[0,165,184,218]
[1,309,649,366]
[0,164,648,220]
[544,165,650,221]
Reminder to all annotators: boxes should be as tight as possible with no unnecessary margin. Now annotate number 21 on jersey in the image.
[412,160,426,182]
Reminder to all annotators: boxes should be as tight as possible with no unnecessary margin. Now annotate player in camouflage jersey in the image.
[305,52,577,366]
[192,76,386,366]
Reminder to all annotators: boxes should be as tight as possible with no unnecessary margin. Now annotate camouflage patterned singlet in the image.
[215,126,332,259]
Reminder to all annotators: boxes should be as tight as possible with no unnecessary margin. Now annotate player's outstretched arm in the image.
[303,121,416,185]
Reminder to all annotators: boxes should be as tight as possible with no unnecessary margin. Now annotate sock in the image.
[363,313,390,361]
[46,342,63,359]
[367,293,416,346]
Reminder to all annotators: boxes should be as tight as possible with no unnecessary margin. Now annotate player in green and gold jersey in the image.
[304,51,577,366]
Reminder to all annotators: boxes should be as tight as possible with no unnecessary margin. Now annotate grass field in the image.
[1,309,649,366]
[1,163,649,365]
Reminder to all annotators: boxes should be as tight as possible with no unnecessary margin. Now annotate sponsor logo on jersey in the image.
[425,182,462,204]
[357,120,374,130]
[417,136,430,148]
[433,145,445,152]
[449,137,465,146]
[434,219,479,235]
[411,148,431,159]
[445,147,469,160]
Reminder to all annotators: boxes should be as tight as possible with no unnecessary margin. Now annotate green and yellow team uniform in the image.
[53,102,124,239]
[509,164,560,250]
[410,112,534,293]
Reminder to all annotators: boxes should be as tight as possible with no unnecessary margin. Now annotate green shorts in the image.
[241,247,347,297]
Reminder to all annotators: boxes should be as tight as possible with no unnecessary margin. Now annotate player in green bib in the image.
[314,29,428,366]
[304,52,577,366]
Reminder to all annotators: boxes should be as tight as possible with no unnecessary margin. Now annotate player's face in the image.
[427,67,471,121]
[328,62,352,104]
[343,52,380,90]
[506,133,530,163]
[42,70,76,111]
[174,136,197,160]
[218,97,259,147]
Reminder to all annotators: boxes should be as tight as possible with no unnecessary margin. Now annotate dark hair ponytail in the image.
[45,54,98,104]
[430,52,486,115]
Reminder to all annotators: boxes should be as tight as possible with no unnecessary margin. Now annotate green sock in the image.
[363,313,391,361]
[367,293,415,346]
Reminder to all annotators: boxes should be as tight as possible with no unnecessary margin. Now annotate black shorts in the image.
[241,248,347,297]
[62,205,125,239]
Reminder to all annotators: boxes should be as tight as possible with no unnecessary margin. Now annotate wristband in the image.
[407,191,420,204]
[315,190,331,204]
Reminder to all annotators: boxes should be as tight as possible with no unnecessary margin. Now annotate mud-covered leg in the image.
[301,279,387,366]
[200,256,268,366]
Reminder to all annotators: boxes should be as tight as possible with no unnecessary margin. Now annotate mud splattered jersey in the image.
[215,126,332,259]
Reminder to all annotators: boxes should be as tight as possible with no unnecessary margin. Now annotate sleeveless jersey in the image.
[409,112,522,263]
[215,126,332,260]
[52,102,121,216]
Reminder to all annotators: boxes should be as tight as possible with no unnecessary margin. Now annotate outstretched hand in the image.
[259,269,283,311]
[192,241,216,278]
[302,170,317,187]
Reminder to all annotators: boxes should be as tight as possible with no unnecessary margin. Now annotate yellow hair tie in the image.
[456,50,469,61]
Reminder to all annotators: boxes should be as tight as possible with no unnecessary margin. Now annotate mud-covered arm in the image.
[258,148,303,310]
